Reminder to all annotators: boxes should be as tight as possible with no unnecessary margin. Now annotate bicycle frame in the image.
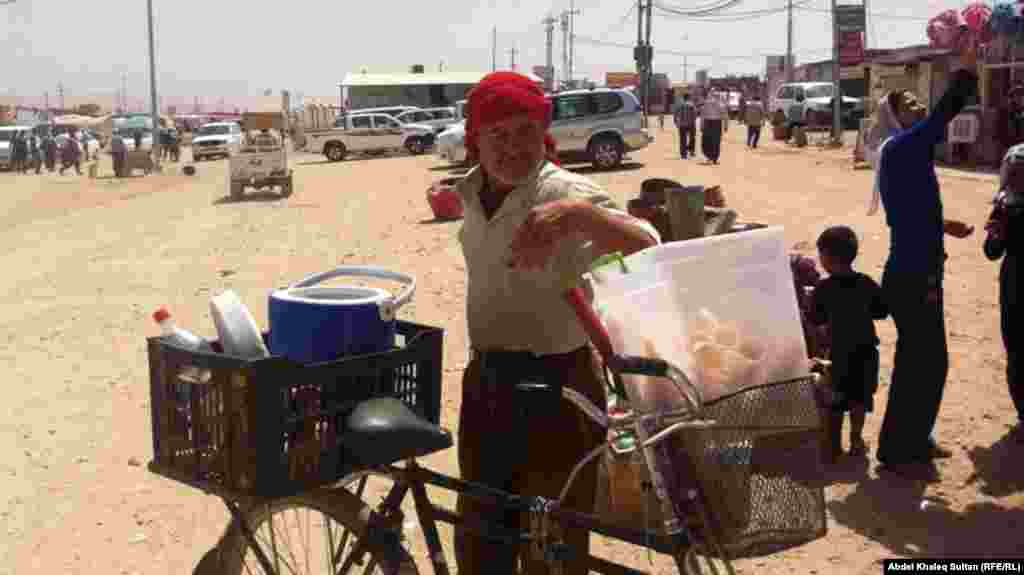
[371,458,687,575]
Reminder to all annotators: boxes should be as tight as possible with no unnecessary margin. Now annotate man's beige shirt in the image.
[457,161,660,356]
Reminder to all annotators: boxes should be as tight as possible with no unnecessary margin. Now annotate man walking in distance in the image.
[674,93,698,159]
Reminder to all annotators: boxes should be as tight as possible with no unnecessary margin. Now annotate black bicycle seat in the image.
[341,398,452,467]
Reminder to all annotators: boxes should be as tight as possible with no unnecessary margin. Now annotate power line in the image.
[655,0,816,21]
[593,2,636,41]
[574,33,830,61]
[794,5,929,21]
[653,0,745,16]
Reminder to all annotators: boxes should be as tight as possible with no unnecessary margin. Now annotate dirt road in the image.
[2,127,1021,575]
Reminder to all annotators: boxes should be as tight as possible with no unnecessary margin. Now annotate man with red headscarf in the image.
[454,71,659,574]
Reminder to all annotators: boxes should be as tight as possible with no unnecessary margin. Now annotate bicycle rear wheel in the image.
[194,488,418,575]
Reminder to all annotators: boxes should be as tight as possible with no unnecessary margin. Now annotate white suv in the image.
[771,82,864,126]
[434,89,652,170]
[394,107,461,133]
[549,88,652,170]
[192,122,244,161]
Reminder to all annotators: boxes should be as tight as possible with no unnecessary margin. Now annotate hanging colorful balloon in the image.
[928,9,965,49]
[963,2,995,44]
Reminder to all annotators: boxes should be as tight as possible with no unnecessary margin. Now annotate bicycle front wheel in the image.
[194,490,418,575]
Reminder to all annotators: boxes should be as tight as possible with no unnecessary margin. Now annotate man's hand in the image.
[507,198,583,269]
[943,218,975,239]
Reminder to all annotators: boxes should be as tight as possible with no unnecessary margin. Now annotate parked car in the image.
[727,91,743,119]
[192,122,244,161]
[770,82,864,127]
[548,87,652,169]
[394,107,461,133]
[434,88,652,170]
[334,106,420,127]
[304,113,436,161]
[434,121,467,164]
[114,128,155,152]
[0,125,34,170]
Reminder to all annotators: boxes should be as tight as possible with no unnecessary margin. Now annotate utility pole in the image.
[543,15,557,92]
[561,12,570,87]
[786,0,794,82]
[492,27,497,72]
[146,0,161,168]
[863,0,869,50]
[508,47,518,70]
[121,73,128,113]
[831,0,841,143]
[44,91,49,113]
[57,83,65,112]
[645,0,653,114]
[636,0,645,120]
[566,1,582,84]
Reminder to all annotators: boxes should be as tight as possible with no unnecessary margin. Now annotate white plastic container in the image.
[592,226,808,404]
[152,307,213,395]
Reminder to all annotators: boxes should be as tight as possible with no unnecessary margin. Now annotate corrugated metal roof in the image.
[341,71,543,87]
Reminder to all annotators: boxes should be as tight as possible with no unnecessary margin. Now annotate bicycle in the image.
[148,294,825,575]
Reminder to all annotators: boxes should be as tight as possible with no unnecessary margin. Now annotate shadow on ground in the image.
[823,454,871,486]
[567,161,644,175]
[213,190,290,205]
[295,151,426,167]
[417,216,463,225]
[964,429,1024,498]
[828,473,1024,557]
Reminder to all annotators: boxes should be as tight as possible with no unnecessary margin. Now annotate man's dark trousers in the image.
[679,125,696,158]
[877,273,949,464]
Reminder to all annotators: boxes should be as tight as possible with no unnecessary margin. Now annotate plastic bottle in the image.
[153,307,212,352]
[153,307,213,399]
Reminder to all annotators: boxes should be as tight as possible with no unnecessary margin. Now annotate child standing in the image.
[810,226,889,461]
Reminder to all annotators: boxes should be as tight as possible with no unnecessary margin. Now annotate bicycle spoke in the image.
[272,516,305,575]
[337,475,369,557]
[325,511,339,575]
[249,522,302,575]
[336,539,371,575]
[268,507,283,575]
[304,507,312,575]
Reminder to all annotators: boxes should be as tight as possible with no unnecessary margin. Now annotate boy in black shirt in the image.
[810,226,889,461]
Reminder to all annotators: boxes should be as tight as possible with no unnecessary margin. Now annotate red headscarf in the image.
[465,71,559,166]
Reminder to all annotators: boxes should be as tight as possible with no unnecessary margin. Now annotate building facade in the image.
[340,71,544,111]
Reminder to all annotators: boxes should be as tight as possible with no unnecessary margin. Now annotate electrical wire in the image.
[652,0,745,17]
[656,0,744,12]
[794,5,930,21]
[574,33,830,61]
[654,0,815,23]
[593,2,637,41]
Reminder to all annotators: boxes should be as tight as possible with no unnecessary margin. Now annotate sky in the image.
[2,0,973,105]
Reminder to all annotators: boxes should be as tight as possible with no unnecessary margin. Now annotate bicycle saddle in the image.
[341,398,452,467]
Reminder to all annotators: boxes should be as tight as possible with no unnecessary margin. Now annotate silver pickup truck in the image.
[301,113,436,162]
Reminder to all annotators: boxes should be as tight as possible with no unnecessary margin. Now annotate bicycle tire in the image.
[193,487,418,575]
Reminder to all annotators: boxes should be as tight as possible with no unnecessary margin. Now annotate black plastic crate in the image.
[146,321,443,498]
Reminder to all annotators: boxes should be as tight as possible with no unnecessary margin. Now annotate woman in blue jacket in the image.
[874,40,978,474]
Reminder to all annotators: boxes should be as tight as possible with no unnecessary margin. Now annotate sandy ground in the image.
[1,124,1022,575]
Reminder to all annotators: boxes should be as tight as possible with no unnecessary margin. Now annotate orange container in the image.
[426,177,464,221]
